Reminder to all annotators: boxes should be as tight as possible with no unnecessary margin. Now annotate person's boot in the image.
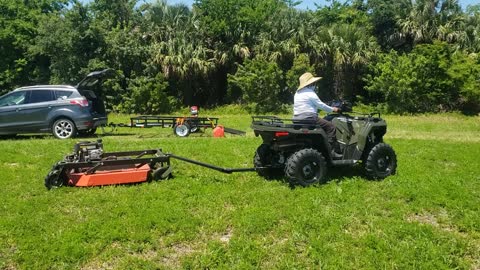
[331,141,343,160]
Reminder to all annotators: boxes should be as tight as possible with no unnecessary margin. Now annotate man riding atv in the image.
[293,72,342,159]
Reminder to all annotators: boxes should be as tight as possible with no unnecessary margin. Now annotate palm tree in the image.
[394,0,465,48]
[311,23,380,99]
[461,6,480,53]
[145,1,217,105]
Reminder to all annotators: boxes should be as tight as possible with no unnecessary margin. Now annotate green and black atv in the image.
[251,102,397,186]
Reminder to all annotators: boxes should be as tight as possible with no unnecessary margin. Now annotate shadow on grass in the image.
[327,165,367,182]
[0,134,51,140]
[0,132,143,141]
[259,164,371,189]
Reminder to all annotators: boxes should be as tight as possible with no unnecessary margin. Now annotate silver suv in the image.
[0,69,111,139]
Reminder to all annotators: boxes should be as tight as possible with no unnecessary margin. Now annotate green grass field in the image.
[1,111,479,269]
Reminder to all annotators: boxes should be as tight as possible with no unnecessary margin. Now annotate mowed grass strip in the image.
[0,113,479,269]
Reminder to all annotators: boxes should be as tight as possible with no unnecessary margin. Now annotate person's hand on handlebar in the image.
[333,107,342,113]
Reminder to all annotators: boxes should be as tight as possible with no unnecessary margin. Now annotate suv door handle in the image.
[16,108,22,112]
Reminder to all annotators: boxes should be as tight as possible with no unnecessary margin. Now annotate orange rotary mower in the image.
[45,140,257,189]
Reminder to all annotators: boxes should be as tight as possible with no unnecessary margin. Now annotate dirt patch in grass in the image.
[219,227,233,243]
[161,242,197,268]
[406,209,455,232]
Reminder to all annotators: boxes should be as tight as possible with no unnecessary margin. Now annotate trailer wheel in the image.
[174,123,190,137]
[285,148,327,186]
[190,126,199,133]
[364,143,397,179]
[189,120,200,133]
[45,169,67,189]
[253,144,283,179]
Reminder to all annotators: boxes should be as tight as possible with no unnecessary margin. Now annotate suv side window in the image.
[0,91,28,106]
[54,90,74,100]
[27,90,54,104]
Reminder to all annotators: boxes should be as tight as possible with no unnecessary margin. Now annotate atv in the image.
[251,102,397,186]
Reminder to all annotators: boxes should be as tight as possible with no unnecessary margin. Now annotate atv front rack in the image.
[45,140,257,189]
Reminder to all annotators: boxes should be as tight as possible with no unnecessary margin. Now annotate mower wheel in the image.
[285,148,327,186]
[253,144,283,179]
[364,143,397,179]
[151,165,173,180]
[52,118,77,139]
[45,169,67,189]
[174,123,190,137]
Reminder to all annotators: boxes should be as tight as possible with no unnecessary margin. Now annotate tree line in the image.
[1,0,479,114]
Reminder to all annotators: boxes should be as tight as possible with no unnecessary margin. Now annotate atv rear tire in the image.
[254,144,283,178]
[364,143,397,179]
[285,148,327,186]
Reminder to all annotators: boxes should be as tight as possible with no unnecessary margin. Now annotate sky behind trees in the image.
[80,0,479,10]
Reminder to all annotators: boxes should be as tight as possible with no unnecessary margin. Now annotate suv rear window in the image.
[28,90,54,103]
[54,90,74,100]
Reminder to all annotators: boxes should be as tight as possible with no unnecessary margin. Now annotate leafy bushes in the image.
[227,58,286,113]
[365,42,480,114]
[119,73,177,114]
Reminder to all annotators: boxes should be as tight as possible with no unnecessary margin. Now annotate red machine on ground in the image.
[45,140,256,189]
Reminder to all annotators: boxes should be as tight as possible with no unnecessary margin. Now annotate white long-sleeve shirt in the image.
[293,86,333,117]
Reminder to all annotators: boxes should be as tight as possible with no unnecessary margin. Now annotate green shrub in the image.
[364,42,479,114]
[285,53,314,93]
[227,58,285,113]
[120,73,178,114]
[448,53,480,114]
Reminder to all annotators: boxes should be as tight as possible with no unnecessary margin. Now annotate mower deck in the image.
[45,139,256,189]
[67,164,151,187]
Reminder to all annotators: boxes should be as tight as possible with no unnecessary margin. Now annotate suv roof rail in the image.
[16,85,76,90]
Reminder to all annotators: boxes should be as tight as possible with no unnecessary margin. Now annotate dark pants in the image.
[293,113,337,145]
[317,118,337,145]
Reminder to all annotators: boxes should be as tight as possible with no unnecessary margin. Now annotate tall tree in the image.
[394,0,465,49]
[0,0,69,91]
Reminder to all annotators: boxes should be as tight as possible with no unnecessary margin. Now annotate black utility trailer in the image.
[129,115,219,137]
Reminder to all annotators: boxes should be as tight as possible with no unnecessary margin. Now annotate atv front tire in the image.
[364,143,397,179]
[285,148,327,186]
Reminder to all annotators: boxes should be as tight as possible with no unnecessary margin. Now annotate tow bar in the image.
[45,140,258,189]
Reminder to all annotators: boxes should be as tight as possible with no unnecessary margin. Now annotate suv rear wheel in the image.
[285,148,327,186]
[52,118,77,139]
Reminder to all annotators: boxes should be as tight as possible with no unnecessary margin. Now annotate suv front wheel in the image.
[52,118,77,139]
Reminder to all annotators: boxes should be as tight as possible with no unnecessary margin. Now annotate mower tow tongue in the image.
[45,140,256,189]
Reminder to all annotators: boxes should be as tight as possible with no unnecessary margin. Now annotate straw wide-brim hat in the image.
[297,72,322,91]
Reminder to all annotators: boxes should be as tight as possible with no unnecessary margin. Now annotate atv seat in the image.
[290,119,320,130]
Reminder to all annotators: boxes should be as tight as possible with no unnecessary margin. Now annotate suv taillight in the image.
[70,98,89,107]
